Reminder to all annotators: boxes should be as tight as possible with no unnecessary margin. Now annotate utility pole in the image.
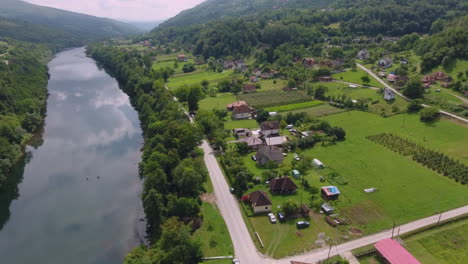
[391,222,396,238]
[437,212,443,224]
[326,242,333,263]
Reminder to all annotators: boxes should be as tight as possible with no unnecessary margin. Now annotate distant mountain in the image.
[0,0,138,47]
[158,0,333,28]
[123,20,164,32]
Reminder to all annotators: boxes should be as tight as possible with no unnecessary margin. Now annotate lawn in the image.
[224,119,258,130]
[319,82,409,116]
[237,90,312,108]
[264,101,323,112]
[404,218,468,264]
[199,93,237,111]
[256,79,287,91]
[236,111,468,258]
[332,69,385,88]
[168,70,237,89]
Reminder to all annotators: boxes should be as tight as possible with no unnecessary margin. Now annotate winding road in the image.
[356,63,468,124]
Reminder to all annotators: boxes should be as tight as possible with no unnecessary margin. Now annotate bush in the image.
[182,63,196,73]
[407,100,423,112]
[420,106,440,122]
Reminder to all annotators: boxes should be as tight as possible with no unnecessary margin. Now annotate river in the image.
[0,47,145,264]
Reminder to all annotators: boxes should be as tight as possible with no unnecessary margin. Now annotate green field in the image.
[256,79,287,91]
[237,90,311,108]
[332,69,385,88]
[319,82,409,116]
[237,111,468,258]
[224,119,258,130]
[264,101,323,112]
[404,218,468,264]
[168,70,237,89]
[199,93,237,111]
[290,104,347,117]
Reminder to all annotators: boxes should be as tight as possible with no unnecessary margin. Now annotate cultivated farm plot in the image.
[237,90,312,108]
[264,101,323,112]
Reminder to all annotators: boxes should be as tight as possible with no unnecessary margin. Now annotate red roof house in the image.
[243,84,257,93]
[374,239,421,264]
[227,101,248,110]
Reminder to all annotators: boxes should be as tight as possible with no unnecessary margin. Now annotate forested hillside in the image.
[0,0,138,50]
[158,0,332,28]
[0,38,50,190]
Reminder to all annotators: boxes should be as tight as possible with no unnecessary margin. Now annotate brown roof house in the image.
[243,84,257,94]
[237,136,263,149]
[177,54,187,62]
[270,177,298,194]
[227,101,248,111]
[302,58,316,68]
[318,76,334,82]
[260,121,280,137]
[255,146,284,165]
[249,190,272,214]
[232,104,252,120]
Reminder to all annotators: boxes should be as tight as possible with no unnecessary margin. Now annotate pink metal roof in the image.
[375,239,421,264]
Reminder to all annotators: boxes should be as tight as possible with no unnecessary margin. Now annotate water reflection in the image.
[0,47,144,264]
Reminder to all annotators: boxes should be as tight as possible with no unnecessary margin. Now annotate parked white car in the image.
[267,213,277,223]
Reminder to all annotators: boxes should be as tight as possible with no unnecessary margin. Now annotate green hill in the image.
[0,0,138,48]
[158,0,332,28]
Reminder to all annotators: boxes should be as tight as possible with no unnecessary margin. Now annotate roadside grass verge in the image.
[332,69,385,88]
[237,90,311,108]
[265,101,323,112]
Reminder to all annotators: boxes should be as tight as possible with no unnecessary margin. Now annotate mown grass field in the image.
[237,90,311,108]
[319,82,409,116]
[168,70,237,89]
[290,104,347,117]
[265,101,323,112]
[237,111,468,258]
[199,93,237,111]
[404,218,468,264]
[256,79,287,91]
[224,119,258,130]
[332,69,385,88]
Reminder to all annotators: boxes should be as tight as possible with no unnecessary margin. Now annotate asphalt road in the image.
[202,141,468,264]
[357,63,468,124]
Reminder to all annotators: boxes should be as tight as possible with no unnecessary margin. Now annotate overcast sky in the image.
[23,0,205,22]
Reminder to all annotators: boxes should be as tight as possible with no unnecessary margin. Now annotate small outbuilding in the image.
[321,203,335,215]
[313,159,324,168]
[321,186,341,200]
[374,238,421,264]
[292,170,300,179]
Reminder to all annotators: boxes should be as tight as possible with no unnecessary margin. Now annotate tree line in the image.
[367,133,467,185]
[87,44,207,264]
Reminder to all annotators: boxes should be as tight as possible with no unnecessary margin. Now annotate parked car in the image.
[286,124,294,129]
[230,187,235,194]
[232,259,240,264]
[251,155,257,161]
[268,213,277,223]
[296,221,310,229]
[277,212,286,222]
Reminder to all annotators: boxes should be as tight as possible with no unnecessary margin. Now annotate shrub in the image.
[420,106,440,122]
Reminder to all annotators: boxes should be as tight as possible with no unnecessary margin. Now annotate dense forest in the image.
[0,38,50,191]
[87,44,207,264]
[0,0,138,50]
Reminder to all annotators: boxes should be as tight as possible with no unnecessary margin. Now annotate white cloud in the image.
[23,0,205,21]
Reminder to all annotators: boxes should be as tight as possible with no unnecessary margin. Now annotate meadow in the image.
[332,69,385,88]
[290,104,347,117]
[168,70,237,89]
[199,93,237,111]
[237,90,311,108]
[264,101,323,112]
[236,111,468,257]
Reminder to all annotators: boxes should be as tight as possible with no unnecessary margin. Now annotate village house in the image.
[269,177,298,194]
[250,76,259,82]
[321,186,341,200]
[232,104,252,120]
[260,121,280,137]
[302,58,316,68]
[233,128,251,138]
[378,57,393,68]
[387,74,399,83]
[227,101,248,111]
[235,60,246,70]
[318,76,334,82]
[249,190,272,214]
[243,84,257,94]
[261,72,272,79]
[357,49,369,60]
[255,146,284,165]
[384,88,396,101]
[320,60,334,68]
[177,54,187,62]
[237,136,263,149]
[333,58,345,67]
[223,60,235,69]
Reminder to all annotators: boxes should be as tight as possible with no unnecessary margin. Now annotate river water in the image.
[0,47,145,264]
